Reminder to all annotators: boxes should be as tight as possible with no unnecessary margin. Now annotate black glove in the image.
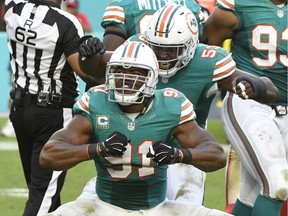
[146,141,182,165]
[79,36,106,60]
[98,131,129,157]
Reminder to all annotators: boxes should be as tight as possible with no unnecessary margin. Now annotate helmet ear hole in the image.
[145,4,199,78]
[106,41,159,105]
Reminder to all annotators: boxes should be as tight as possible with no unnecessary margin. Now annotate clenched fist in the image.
[88,131,130,159]
[100,131,129,157]
[79,36,106,60]
[146,141,189,165]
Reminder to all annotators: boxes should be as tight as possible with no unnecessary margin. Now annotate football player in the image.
[40,41,232,216]
[78,0,209,205]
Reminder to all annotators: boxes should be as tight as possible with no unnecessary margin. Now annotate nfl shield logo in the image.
[162,77,169,83]
[277,10,284,18]
[128,122,135,131]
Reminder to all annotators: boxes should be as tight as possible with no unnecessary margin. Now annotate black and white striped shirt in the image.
[4,0,84,98]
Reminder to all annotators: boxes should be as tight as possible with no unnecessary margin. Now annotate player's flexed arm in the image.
[40,114,129,171]
[39,114,93,170]
[147,94,227,172]
[176,120,226,172]
[200,6,238,45]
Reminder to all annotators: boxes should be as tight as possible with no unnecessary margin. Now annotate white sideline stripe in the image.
[0,142,26,198]
[0,141,18,150]
[0,188,28,198]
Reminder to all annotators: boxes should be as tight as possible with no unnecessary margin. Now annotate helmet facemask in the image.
[105,41,159,106]
[106,66,154,106]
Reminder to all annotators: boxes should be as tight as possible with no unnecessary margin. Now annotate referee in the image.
[4,0,96,215]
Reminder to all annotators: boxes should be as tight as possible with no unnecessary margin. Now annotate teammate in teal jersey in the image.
[126,3,275,132]
[135,3,279,205]
[80,0,205,86]
[40,41,232,216]
[201,0,288,216]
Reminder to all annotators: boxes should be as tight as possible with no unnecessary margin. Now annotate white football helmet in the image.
[145,4,199,78]
[106,41,159,106]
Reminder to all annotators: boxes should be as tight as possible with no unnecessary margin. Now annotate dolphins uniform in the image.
[74,0,208,205]
[217,0,288,213]
[101,0,205,38]
[74,86,195,210]
[79,0,206,205]
[47,86,233,215]
[77,36,235,204]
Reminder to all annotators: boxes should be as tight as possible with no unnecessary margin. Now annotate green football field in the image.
[0,118,228,216]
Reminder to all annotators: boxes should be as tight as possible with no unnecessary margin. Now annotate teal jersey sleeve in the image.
[102,0,205,38]
[75,86,196,210]
[73,85,106,126]
[217,0,287,106]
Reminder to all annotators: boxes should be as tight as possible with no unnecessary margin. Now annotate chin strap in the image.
[139,95,155,115]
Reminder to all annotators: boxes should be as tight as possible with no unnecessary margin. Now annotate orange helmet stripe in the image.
[155,5,181,38]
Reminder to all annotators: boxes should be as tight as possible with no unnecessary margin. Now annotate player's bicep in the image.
[202,7,238,45]
[51,115,92,145]
[174,120,205,149]
[67,52,95,81]
[103,26,128,51]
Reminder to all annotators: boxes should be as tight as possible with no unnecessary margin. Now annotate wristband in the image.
[252,78,267,100]
[235,77,267,100]
[179,149,192,164]
[86,144,91,160]
[87,143,100,160]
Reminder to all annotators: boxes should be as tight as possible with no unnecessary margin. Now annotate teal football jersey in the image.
[217,0,287,106]
[102,0,205,38]
[157,44,236,128]
[73,85,196,210]
[129,34,236,128]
